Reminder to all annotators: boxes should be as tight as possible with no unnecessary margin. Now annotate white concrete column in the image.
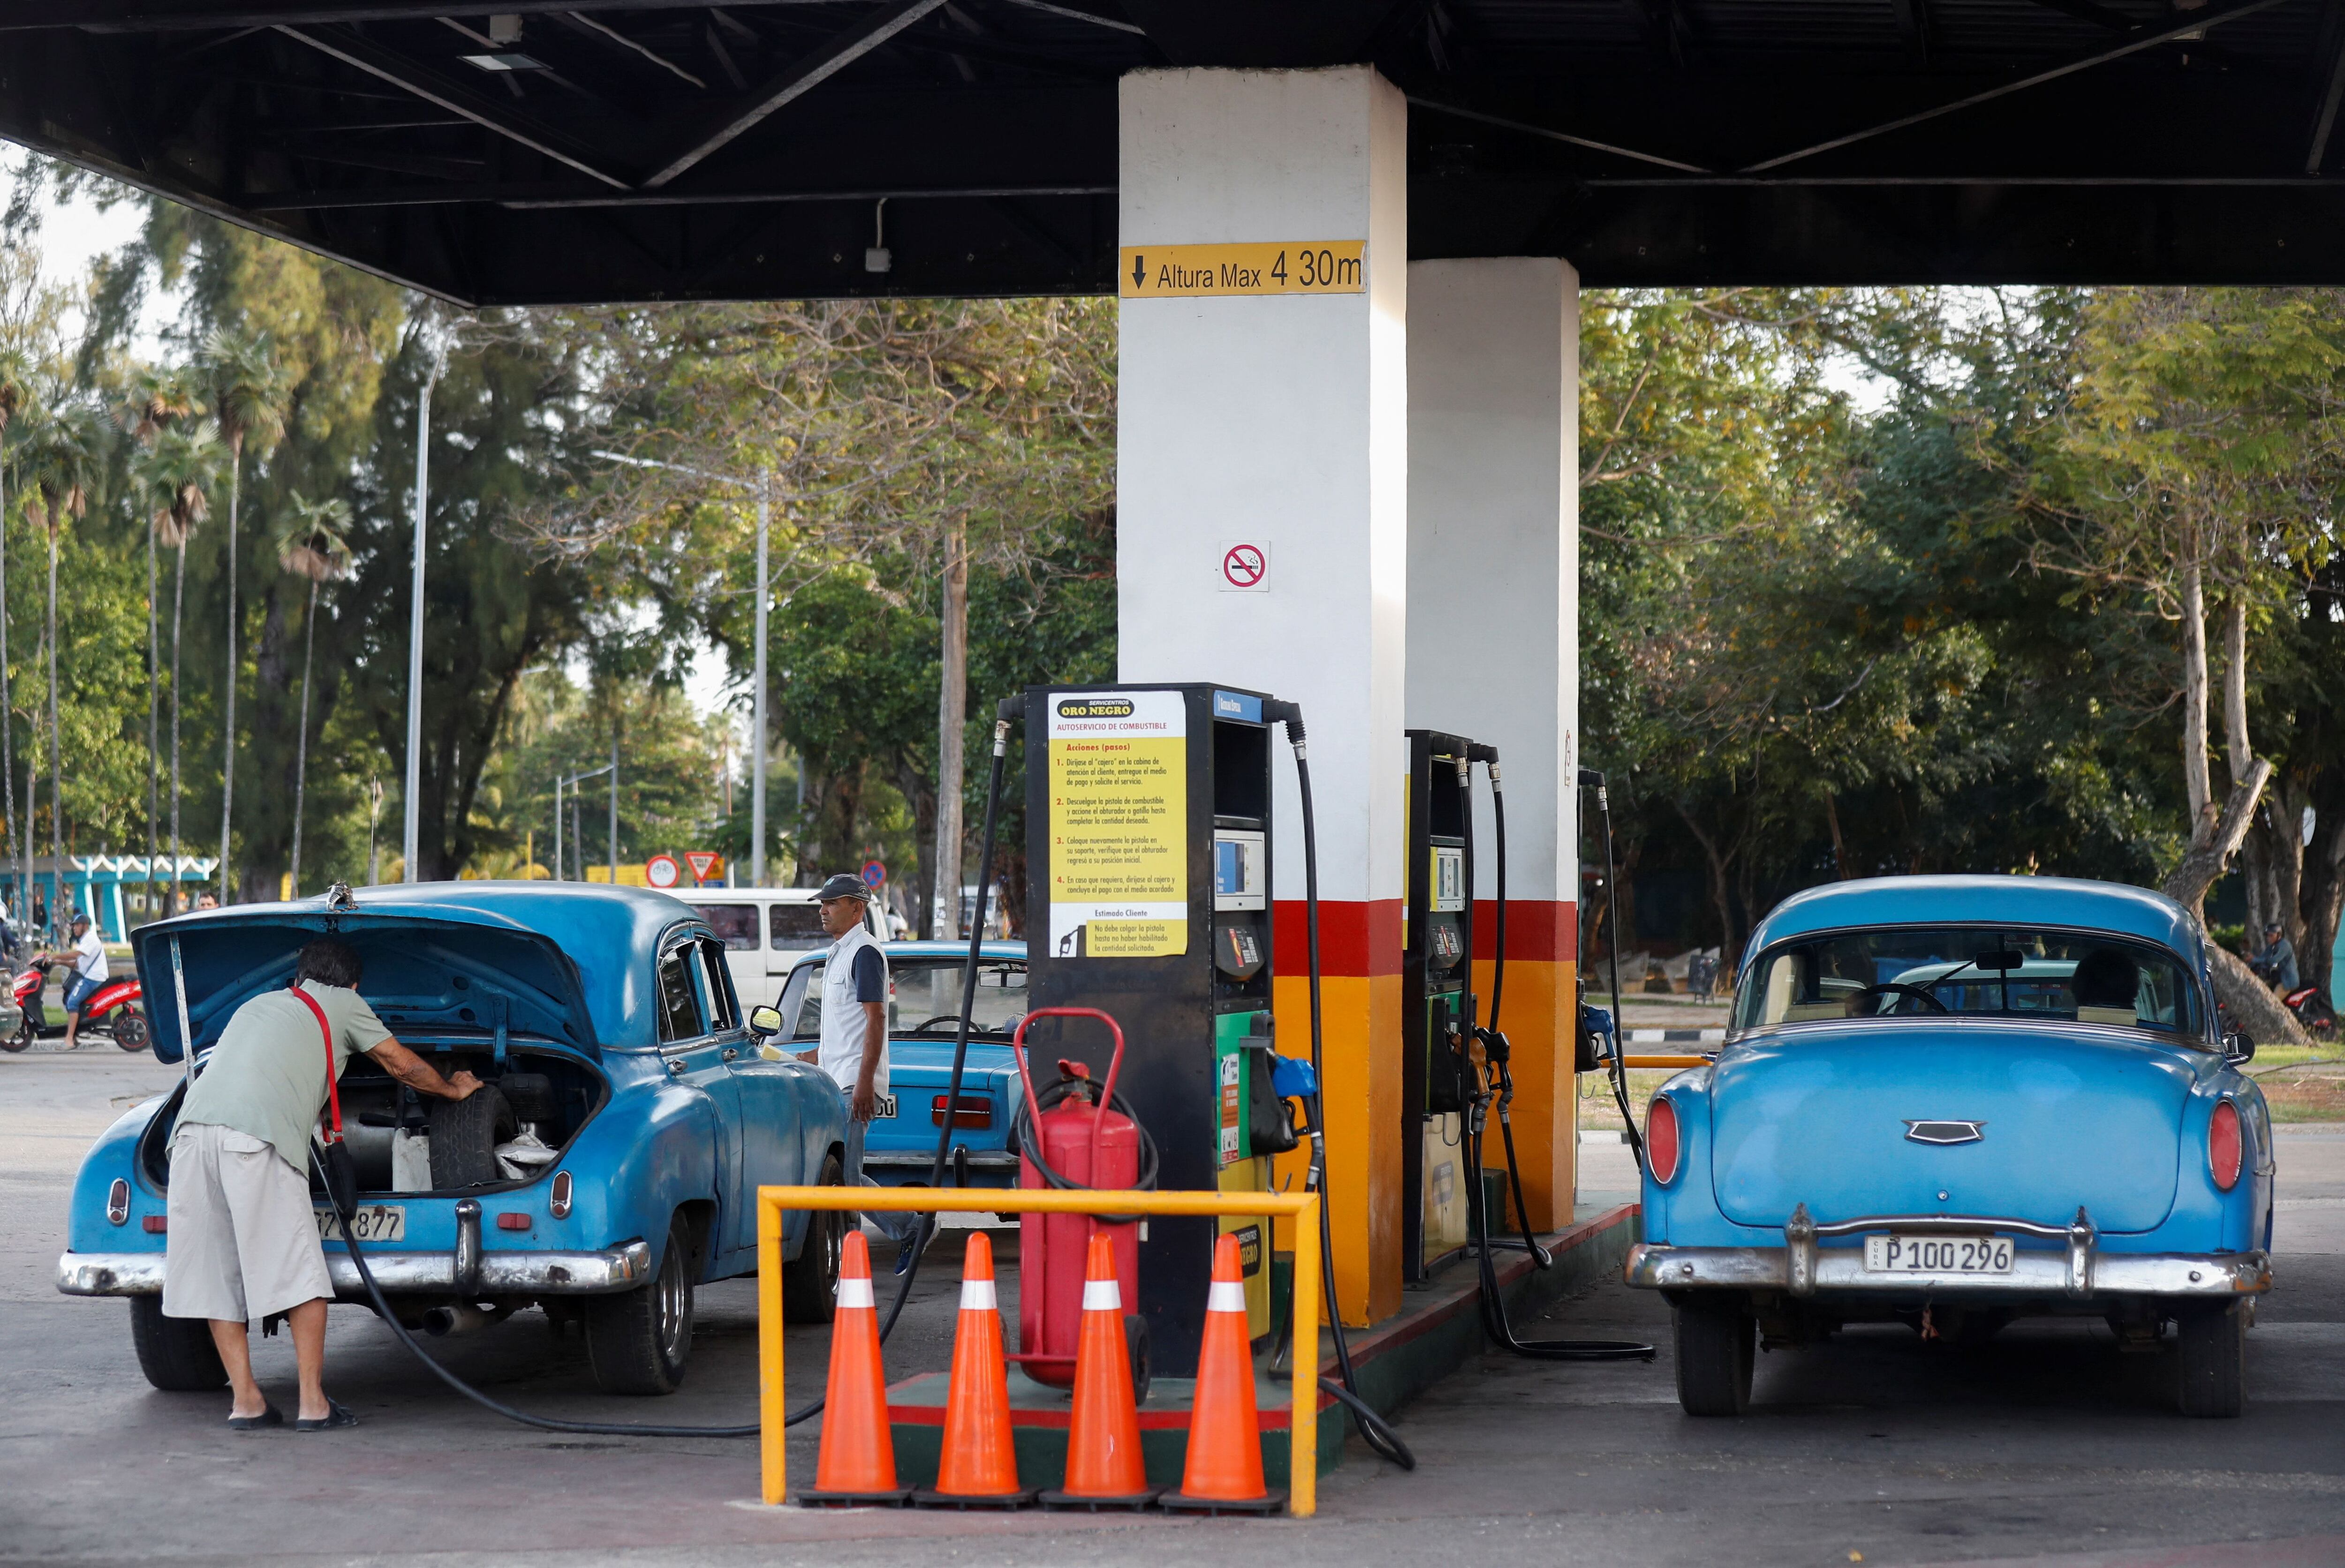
[1118,64,1409,1325]
[1406,257,1581,1229]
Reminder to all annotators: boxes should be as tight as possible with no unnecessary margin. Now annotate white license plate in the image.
[1864,1233,2012,1274]
[316,1205,406,1243]
[872,1093,898,1119]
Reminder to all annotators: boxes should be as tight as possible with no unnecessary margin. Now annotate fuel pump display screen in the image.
[1430,845,1466,912]
[1214,830,1266,911]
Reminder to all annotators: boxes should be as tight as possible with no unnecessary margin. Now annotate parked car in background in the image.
[683,888,883,1013]
[58,882,847,1397]
[1627,875,2274,1419]
[765,940,1029,1190]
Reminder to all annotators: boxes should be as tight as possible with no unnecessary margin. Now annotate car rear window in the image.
[888,958,1027,1034]
[1734,926,2200,1038]
[693,903,759,951]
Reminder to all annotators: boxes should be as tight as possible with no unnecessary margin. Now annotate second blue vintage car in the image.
[1627,875,2275,1418]
[764,940,1030,1190]
[56,882,847,1396]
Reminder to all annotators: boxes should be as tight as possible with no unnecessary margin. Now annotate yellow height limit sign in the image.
[1120,240,1366,299]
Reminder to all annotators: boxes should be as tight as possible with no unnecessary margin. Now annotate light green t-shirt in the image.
[179,982,395,1175]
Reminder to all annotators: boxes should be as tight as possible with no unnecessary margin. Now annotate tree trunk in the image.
[0,459,14,928]
[1674,799,1743,976]
[44,511,61,936]
[2180,551,2213,843]
[1823,792,1851,879]
[2266,781,2307,958]
[168,540,186,919]
[290,578,317,897]
[931,528,968,940]
[2299,777,2345,1006]
[2163,757,2272,919]
[896,760,938,942]
[218,445,241,904]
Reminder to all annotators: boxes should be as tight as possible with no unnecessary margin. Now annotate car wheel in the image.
[782,1152,845,1323]
[130,1294,228,1392]
[1674,1295,1755,1417]
[428,1084,516,1188]
[586,1211,696,1395]
[112,1007,151,1053]
[2175,1300,2246,1418]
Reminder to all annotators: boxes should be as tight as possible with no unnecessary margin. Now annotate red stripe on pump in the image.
[1469,899,1578,963]
[1271,898,1403,978]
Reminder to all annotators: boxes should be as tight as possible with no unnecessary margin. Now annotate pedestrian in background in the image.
[795,873,915,1272]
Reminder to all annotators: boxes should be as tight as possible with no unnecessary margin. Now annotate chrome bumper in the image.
[1626,1204,2270,1300]
[57,1240,653,1299]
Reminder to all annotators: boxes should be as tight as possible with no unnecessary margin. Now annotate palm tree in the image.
[200,329,290,906]
[274,494,352,897]
[129,419,223,918]
[15,400,108,939]
[0,350,31,929]
[121,367,204,919]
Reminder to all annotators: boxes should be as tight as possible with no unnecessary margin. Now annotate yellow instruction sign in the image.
[1119,241,1366,299]
[1047,690,1188,958]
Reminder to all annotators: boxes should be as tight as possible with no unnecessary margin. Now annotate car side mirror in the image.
[748,1005,784,1039]
[2224,1030,2255,1065]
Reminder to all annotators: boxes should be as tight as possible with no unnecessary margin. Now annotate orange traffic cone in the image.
[799,1230,913,1507]
[914,1232,1034,1508]
[1161,1234,1283,1515]
[1041,1232,1157,1510]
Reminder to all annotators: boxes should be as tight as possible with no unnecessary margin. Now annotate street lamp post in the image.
[402,346,444,884]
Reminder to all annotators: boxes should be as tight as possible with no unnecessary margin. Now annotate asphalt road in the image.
[2,1049,2338,1568]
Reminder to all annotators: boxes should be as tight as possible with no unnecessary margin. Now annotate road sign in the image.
[1119,241,1366,299]
[644,853,681,889]
[685,851,723,883]
[1219,541,1269,592]
[861,859,886,888]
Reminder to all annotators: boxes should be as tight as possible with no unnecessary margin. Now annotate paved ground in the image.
[2,1049,2338,1568]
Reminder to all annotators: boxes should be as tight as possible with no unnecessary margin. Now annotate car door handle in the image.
[721,1047,738,1062]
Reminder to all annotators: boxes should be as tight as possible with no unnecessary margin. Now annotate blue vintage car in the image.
[764,940,1029,1190]
[56,882,847,1395]
[1627,875,2275,1418]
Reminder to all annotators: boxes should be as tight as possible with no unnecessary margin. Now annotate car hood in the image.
[1709,1021,2204,1234]
[133,904,598,1063]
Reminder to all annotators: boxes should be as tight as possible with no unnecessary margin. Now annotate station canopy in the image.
[1,0,2340,301]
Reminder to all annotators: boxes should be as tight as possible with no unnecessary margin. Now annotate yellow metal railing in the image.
[755,1185,1325,1515]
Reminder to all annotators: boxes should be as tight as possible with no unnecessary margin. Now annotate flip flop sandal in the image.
[294,1400,358,1432]
[226,1404,283,1432]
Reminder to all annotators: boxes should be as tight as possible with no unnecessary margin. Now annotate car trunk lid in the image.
[133,905,598,1063]
[1709,1023,2199,1234]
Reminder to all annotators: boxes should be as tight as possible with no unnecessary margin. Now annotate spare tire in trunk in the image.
[429,1084,517,1188]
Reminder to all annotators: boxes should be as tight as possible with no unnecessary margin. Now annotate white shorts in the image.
[161,1122,333,1324]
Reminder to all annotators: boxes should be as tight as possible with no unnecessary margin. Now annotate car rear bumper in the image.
[56,1241,653,1299]
[1627,1205,2270,1301]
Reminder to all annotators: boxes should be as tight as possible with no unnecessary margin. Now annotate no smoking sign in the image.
[1218,539,1270,593]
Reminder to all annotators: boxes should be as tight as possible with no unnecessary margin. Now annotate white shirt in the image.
[73,930,106,984]
[817,923,889,1097]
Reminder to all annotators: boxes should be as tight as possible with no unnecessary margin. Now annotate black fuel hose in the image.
[1265,701,1416,1471]
[321,702,1026,1440]
[1581,769,1645,1175]
[1009,1071,1162,1206]
[1454,751,1653,1363]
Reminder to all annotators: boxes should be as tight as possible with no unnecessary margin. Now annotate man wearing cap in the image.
[55,912,107,1050]
[799,873,915,1271]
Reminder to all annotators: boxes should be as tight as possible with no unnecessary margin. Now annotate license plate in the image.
[316,1205,406,1243]
[872,1093,898,1119]
[1864,1233,2012,1274]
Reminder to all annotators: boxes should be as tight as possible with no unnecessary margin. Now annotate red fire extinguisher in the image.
[1006,1006,1157,1395]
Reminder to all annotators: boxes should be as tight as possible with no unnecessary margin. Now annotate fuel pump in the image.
[1401,730,1476,1282]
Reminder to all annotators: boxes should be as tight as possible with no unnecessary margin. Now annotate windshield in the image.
[1732,926,2201,1039]
[776,956,1028,1040]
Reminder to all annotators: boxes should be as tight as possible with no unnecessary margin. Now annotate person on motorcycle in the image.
[2252,921,2300,993]
[56,913,106,1050]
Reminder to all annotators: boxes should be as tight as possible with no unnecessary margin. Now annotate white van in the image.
[677,888,884,1011]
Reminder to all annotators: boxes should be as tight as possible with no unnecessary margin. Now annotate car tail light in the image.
[932,1094,992,1130]
[2209,1100,2243,1191]
[1646,1096,1681,1185]
[549,1170,573,1219]
[142,1214,167,1234]
[496,1212,531,1231]
[106,1179,129,1225]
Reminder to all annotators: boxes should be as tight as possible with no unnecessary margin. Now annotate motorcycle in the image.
[0,956,148,1053]
[2282,982,2338,1040]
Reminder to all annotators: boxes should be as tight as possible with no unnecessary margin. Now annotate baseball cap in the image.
[817,873,871,903]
